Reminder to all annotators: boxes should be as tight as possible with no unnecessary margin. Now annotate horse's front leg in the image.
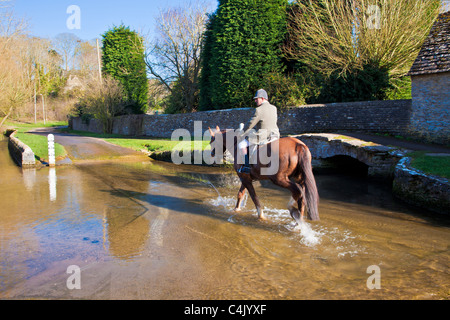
[234,183,247,212]
[244,181,266,221]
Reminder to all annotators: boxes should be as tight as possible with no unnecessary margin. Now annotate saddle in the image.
[239,135,280,174]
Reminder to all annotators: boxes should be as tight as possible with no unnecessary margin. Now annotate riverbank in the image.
[3,122,449,215]
[2,121,68,166]
[2,137,448,300]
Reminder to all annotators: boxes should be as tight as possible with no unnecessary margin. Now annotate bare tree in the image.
[0,4,30,128]
[143,1,210,112]
[0,40,31,127]
[0,3,28,44]
[53,32,81,71]
[75,40,99,76]
[77,75,125,134]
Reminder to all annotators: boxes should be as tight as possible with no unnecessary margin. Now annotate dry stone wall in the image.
[7,131,36,167]
[70,99,413,139]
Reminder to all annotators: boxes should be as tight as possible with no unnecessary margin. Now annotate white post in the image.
[48,134,55,167]
[49,167,57,202]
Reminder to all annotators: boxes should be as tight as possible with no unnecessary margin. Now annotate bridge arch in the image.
[319,155,369,176]
[295,133,404,179]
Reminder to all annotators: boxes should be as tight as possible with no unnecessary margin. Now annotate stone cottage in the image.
[63,75,84,93]
[407,11,450,145]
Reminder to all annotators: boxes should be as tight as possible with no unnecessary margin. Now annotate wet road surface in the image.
[29,127,143,163]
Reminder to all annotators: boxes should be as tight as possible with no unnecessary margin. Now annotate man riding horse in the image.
[238,89,280,174]
[209,89,319,223]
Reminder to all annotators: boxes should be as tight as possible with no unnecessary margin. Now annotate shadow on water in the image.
[1,139,449,299]
[153,161,450,228]
[100,187,288,234]
[106,156,450,230]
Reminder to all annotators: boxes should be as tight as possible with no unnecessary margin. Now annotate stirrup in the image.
[238,165,252,174]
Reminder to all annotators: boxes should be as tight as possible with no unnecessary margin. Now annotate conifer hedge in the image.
[102,25,148,114]
[199,0,288,110]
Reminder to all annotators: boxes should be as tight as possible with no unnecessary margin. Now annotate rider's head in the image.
[253,89,268,107]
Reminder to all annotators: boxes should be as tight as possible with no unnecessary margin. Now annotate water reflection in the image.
[105,203,150,259]
[1,140,449,299]
[49,167,56,201]
[22,169,36,191]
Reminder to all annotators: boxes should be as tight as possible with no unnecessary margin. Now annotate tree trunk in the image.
[0,106,14,130]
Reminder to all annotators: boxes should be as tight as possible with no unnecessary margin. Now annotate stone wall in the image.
[69,116,103,134]
[409,72,450,145]
[70,99,413,139]
[393,157,449,215]
[7,131,36,167]
[279,100,411,135]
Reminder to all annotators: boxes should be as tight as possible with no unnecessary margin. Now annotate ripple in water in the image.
[207,195,366,256]
[208,196,237,209]
[207,195,323,247]
[262,207,324,247]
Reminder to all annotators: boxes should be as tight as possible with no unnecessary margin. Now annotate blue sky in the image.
[11,0,450,41]
[12,0,218,41]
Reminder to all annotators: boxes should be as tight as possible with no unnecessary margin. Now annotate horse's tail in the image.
[298,146,320,221]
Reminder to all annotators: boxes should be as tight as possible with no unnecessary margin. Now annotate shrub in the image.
[75,76,125,134]
[265,73,305,111]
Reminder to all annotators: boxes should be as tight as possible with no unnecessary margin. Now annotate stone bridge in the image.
[294,133,405,179]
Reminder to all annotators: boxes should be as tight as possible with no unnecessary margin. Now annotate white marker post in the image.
[48,134,55,167]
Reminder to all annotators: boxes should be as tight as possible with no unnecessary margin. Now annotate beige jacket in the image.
[243,101,280,143]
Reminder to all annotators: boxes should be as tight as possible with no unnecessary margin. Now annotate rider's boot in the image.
[238,153,251,174]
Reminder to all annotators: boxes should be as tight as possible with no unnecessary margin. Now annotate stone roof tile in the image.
[408,11,450,76]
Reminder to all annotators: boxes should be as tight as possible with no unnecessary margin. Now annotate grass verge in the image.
[409,152,450,179]
[5,122,448,178]
[62,128,211,153]
[4,120,68,161]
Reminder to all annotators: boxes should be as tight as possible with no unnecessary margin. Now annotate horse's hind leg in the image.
[298,184,306,222]
[234,184,247,212]
[287,197,300,221]
[274,177,303,224]
[288,195,304,224]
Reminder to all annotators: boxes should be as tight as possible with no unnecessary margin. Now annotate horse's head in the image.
[209,125,240,160]
[208,126,225,158]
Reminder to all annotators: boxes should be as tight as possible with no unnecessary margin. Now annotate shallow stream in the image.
[0,139,448,299]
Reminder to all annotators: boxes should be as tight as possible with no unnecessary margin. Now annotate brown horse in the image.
[209,126,319,223]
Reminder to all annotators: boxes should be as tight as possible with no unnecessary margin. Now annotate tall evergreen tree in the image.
[102,25,148,114]
[199,0,288,110]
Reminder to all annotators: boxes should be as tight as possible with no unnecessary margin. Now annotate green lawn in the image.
[5,121,68,161]
[64,129,211,153]
[14,132,67,161]
[409,152,450,179]
[5,121,448,179]
[4,120,67,132]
